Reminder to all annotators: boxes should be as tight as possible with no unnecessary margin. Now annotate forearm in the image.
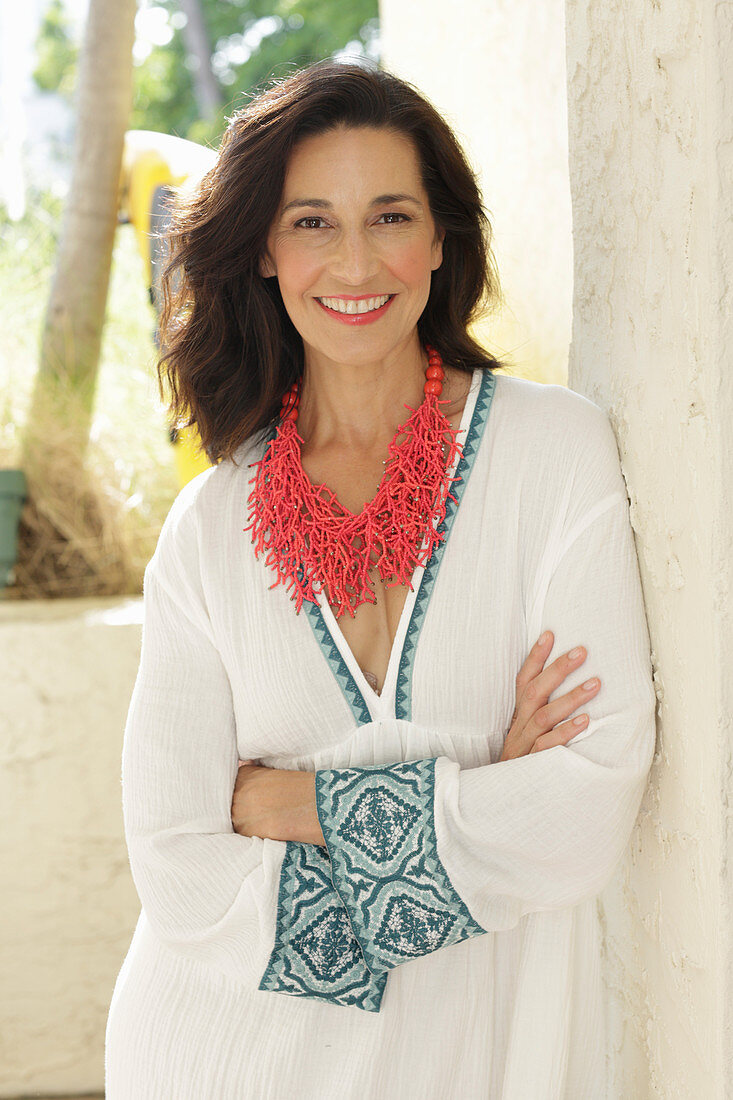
[278,771,325,846]
[232,763,325,846]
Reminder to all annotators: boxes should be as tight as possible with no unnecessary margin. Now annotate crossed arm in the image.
[231,760,325,847]
[123,409,656,1010]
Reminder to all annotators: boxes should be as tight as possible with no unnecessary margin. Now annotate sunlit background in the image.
[0,0,379,216]
[0,0,382,602]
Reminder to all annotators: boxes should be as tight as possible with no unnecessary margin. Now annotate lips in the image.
[314,294,396,326]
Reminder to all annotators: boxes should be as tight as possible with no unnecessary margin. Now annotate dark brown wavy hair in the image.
[157,59,506,465]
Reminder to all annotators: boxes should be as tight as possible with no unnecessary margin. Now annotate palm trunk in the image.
[24,0,137,464]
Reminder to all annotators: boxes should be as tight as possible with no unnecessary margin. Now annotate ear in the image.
[259,251,276,278]
[431,226,445,271]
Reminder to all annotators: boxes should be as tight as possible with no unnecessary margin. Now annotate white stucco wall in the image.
[565,1,733,1095]
[379,0,573,384]
[0,598,143,1096]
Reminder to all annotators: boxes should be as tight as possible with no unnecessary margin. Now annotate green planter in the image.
[0,469,27,589]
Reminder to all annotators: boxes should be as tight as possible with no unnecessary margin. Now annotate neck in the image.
[295,337,428,455]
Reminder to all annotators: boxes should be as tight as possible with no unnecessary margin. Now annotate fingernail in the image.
[539,631,551,645]
[569,646,583,659]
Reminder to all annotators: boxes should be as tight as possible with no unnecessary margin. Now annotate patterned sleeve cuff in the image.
[258,840,387,1012]
[314,758,486,974]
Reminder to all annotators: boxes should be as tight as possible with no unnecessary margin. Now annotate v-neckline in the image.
[305,367,495,722]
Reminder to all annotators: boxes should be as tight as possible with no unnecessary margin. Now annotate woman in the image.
[105,60,656,1098]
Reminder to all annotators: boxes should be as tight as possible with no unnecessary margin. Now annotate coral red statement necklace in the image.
[243,345,465,618]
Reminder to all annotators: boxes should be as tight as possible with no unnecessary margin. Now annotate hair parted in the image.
[156,59,506,466]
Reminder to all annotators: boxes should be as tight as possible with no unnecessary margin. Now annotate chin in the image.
[303,337,392,365]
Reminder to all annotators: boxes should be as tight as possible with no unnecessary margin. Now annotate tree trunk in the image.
[24,0,137,462]
[178,0,223,121]
[13,0,137,599]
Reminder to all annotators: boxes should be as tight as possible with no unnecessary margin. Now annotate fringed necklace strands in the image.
[243,345,465,618]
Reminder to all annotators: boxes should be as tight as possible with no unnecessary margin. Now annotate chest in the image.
[311,408,466,697]
[327,571,410,696]
[207,367,535,757]
[216,490,526,761]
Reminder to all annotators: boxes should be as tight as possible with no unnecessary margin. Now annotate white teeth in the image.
[318,295,391,314]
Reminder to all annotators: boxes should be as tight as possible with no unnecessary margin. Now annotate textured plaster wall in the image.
[379,0,573,384]
[0,598,143,1096]
[565,1,733,1095]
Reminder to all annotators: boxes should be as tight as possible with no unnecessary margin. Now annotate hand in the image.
[231,760,326,846]
[499,632,601,761]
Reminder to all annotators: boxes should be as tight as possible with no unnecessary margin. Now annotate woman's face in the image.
[260,125,444,369]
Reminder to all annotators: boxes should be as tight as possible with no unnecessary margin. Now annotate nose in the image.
[327,227,381,285]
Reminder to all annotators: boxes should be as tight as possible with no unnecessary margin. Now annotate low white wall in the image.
[0,597,143,1097]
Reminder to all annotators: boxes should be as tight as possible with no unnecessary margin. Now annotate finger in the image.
[529,714,589,753]
[537,645,588,696]
[513,669,597,754]
[516,644,588,728]
[538,676,600,733]
[515,631,555,696]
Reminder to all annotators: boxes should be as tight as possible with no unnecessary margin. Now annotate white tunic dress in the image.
[105,368,656,1099]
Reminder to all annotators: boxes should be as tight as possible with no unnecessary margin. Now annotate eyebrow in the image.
[280,193,424,215]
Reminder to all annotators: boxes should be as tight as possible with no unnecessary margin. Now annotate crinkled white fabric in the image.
[105,370,656,1099]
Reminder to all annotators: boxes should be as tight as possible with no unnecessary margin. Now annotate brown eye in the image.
[295,217,328,229]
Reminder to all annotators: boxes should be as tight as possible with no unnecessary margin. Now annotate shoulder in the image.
[493,372,622,471]
[487,372,629,529]
[150,430,266,577]
[161,432,267,531]
[492,372,615,437]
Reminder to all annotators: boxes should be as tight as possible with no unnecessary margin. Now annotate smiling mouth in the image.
[315,294,395,315]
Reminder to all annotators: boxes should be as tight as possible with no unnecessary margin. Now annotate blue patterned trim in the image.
[396,369,496,721]
[303,602,372,726]
[258,841,387,1012]
[314,759,486,973]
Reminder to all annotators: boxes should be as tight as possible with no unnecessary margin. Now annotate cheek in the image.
[388,242,437,287]
[276,246,323,297]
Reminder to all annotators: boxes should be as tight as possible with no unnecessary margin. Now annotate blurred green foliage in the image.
[32,0,380,148]
[32,0,79,101]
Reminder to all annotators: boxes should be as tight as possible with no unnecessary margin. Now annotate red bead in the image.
[281,407,298,421]
[426,364,444,380]
[424,380,443,396]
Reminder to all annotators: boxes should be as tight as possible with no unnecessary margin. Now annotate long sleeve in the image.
[122,478,386,1010]
[431,492,657,929]
[314,410,657,974]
